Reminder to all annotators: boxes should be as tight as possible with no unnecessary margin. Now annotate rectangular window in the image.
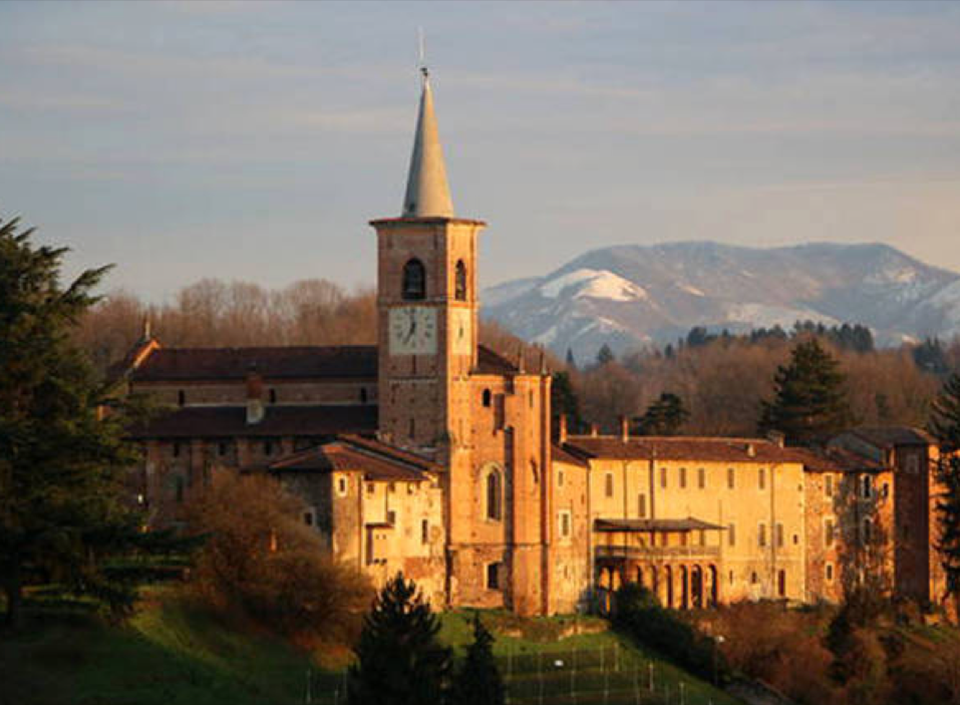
[862,475,872,499]
[638,494,647,518]
[776,523,784,548]
[337,476,348,497]
[825,474,834,498]
[679,532,688,547]
[660,466,667,489]
[557,470,564,487]
[728,523,736,547]
[826,563,834,582]
[758,467,766,490]
[758,522,767,547]
[303,510,315,527]
[486,562,501,590]
[698,530,706,546]
[388,482,396,494]
[387,510,397,525]
[421,519,429,544]
[605,472,614,498]
[727,468,735,490]
[698,468,706,489]
[825,518,835,547]
[559,510,572,538]
[366,483,375,495]
[679,467,687,489]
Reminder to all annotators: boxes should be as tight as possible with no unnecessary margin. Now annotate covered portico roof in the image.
[594,517,726,533]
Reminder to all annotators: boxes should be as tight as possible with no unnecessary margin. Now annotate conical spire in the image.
[402,70,454,218]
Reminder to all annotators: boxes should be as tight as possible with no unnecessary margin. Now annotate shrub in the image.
[185,474,371,644]
[614,584,729,684]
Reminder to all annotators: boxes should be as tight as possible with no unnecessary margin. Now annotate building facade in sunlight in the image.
[120,71,947,615]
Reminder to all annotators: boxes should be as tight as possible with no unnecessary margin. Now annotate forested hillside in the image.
[79,279,960,437]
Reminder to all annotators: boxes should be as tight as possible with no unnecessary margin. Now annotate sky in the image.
[2,1,960,301]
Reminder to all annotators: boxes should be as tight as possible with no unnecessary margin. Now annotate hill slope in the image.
[482,241,960,360]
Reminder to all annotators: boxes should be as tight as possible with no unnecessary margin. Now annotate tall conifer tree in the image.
[0,216,148,628]
[451,613,505,705]
[348,573,452,705]
[758,339,850,447]
[930,374,960,604]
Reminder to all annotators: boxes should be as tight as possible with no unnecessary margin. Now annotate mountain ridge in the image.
[481,241,960,360]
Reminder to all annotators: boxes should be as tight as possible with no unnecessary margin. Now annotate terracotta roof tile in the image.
[594,517,726,533]
[131,346,377,382]
[849,426,936,449]
[268,436,439,481]
[553,444,590,468]
[476,345,518,375]
[564,435,812,464]
[130,405,377,439]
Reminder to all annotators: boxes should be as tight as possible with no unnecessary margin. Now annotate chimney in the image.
[246,370,265,425]
[590,423,599,438]
[746,443,756,458]
[558,414,568,444]
[539,347,547,375]
[517,344,526,373]
[621,416,630,443]
[767,430,786,449]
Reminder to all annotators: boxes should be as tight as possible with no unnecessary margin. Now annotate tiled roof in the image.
[563,435,812,464]
[130,404,377,439]
[799,446,888,473]
[476,345,519,375]
[131,346,378,382]
[127,343,520,382]
[849,426,936,449]
[552,444,590,468]
[594,518,726,533]
[268,435,439,481]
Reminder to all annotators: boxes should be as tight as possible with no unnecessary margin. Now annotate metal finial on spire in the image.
[418,27,428,81]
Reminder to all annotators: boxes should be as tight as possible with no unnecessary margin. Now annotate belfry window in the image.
[402,258,426,300]
[455,260,467,301]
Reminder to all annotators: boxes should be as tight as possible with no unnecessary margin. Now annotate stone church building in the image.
[122,71,948,616]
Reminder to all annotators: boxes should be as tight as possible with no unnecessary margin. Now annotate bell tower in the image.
[371,68,485,451]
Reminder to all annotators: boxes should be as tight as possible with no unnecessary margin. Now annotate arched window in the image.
[402,258,426,300]
[485,467,503,521]
[455,260,467,301]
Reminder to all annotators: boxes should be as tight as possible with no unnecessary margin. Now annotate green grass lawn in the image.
[2,595,740,705]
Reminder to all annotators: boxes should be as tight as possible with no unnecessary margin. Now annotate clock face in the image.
[389,306,437,355]
[451,308,472,355]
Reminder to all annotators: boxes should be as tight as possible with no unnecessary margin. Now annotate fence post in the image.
[305,668,312,705]
[649,662,654,691]
[680,680,686,705]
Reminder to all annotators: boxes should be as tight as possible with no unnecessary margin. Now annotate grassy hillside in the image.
[1,596,740,705]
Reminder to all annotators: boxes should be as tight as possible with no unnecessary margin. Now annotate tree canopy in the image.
[634,392,689,436]
[758,339,851,447]
[348,573,452,705]
[0,216,145,627]
[451,613,505,705]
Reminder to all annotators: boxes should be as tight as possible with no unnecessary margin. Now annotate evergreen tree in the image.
[0,215,153,628]
[565,347,576,369]
[348,573,452,705]
[930,374,960,453]
[596,344,615,366]
[758,339,851,447]
[636,392,689,436]
[451,613,505,705]
[551,371,583,436]
[930,374,960,605]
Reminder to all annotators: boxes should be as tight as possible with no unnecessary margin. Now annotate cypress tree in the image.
[348,573,452,705]
[758,339,851,447]
[451,613,505,705]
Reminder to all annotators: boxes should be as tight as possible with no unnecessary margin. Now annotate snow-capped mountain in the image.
[481,242,960,361]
